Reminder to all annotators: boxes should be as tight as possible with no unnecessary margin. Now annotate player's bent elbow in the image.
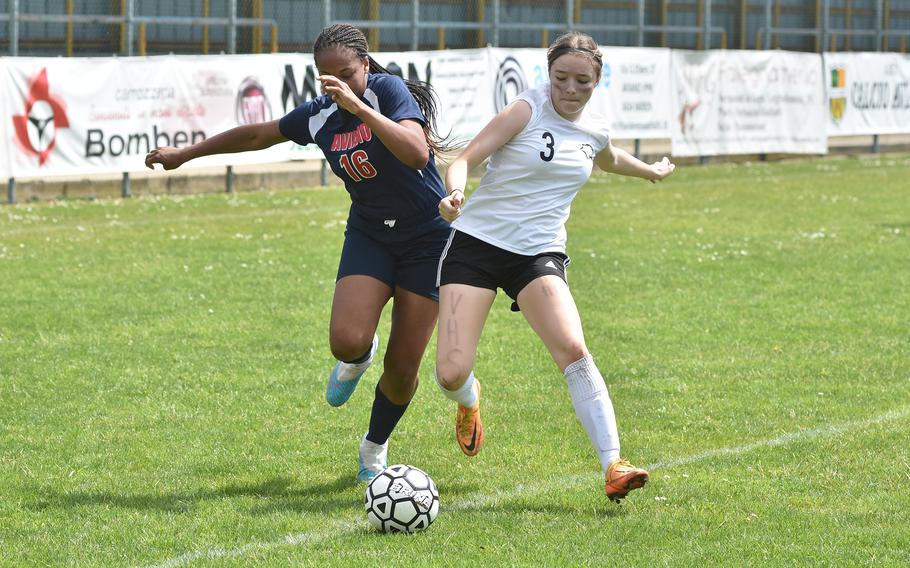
[408,148,430,170]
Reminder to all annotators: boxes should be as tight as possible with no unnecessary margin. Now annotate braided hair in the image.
[546,31,603,80]
[313,24,449,154]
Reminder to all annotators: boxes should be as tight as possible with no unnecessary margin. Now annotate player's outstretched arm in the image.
[595,141,675,183]
[145,119,287,170]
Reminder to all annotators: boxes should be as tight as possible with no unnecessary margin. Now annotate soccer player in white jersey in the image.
[434,31,675,502]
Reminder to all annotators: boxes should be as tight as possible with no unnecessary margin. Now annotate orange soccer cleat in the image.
[455,380,483,457]
[605,458,650,503]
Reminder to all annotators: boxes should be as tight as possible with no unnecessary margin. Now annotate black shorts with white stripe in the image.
[437,230,570,312]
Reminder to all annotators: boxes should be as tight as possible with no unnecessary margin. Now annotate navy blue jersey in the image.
[278,74,446,231]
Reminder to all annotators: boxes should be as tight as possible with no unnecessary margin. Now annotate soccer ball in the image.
[364,464,439,533]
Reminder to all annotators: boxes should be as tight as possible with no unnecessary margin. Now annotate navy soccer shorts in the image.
[337,221,449,301]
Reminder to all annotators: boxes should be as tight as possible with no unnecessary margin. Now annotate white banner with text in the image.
[671,50,827,156]
[2,54,310,178]
[486,47,674,139]
[2,47,679,179]
[9,48,908,180]
[824,52,910,136]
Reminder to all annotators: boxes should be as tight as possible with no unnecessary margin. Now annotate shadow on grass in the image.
[29,472,620,520]
[29,474,360,515]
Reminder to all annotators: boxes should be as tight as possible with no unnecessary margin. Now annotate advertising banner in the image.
[277,48,490,156]
[3,54,305,178]
[0,59,9,180]
[671,50,827,156]
[372,49,491,145]
[487,47,673,139]
[2,49,495,178]
[824,52,910,135]
[3,47,870,180]
[269,51,334,161]
[596,47,673,139]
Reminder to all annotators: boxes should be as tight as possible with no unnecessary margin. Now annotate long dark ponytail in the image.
[313,24,450,154]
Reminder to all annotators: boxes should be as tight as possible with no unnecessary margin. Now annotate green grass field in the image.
[2,155,909,567]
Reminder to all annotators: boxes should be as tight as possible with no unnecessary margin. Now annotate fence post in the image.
[637,0,645,46]
[566,0,574,30]
[10,0,19,56]
[7,178,16,204]
[764,0,772,50]
[226,166,234,193]
[320,160,328,186]
[492,0,500,47]
[323,0,331,28]
[411,0,419,50]
[138,22,147,55]
[202,0,210,53]
[876,0,884,51]
[125,0,134,56]
[704,0,712,50]
[122,172,131,198]
[228,0,237,54]
[821,0,830,53]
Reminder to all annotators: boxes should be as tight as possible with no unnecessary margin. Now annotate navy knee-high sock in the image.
[366,384,410,445]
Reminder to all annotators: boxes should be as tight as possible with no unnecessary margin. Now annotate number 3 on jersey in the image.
[339,150,377,182]
[540,131,555,162]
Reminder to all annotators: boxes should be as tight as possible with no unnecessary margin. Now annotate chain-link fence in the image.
[0,0,907,55]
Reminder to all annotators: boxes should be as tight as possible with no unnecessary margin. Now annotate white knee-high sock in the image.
[435,369,478,408]
[564,355,620,471]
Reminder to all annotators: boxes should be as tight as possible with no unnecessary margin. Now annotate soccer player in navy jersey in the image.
[145,24,450,483]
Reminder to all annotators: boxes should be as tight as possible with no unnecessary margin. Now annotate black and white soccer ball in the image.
[364,464,439,533]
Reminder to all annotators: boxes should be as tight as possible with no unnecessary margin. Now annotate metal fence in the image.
[0,1,908,56]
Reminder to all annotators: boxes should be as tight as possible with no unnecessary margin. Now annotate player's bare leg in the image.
[435,283,496,456]
[359,286,438,482]
[518,275,648,502]
[326,275,391,407]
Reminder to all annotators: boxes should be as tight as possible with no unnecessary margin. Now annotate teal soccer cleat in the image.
[326,335,378,407]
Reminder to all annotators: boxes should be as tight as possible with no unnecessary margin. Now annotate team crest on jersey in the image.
[579,143,595,159]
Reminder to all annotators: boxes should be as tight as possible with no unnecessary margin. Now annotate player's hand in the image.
[145,147,186,171]
[649,156,675,183]
[318,75,367,116]
[439,189,464,222]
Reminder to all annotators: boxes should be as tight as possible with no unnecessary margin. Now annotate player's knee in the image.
[329,330,373,362]
[434,361,470,391]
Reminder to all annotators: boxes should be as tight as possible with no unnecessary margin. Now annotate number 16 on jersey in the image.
[339,150,378,182]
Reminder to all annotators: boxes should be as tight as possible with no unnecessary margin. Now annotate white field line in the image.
[646,406,910,471]
[143,407,909,568]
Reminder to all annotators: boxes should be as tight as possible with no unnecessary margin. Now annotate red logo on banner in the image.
[236,77,272,125]
[12,68,70,166]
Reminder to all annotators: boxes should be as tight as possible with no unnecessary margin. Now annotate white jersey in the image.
[452,82,611,255]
